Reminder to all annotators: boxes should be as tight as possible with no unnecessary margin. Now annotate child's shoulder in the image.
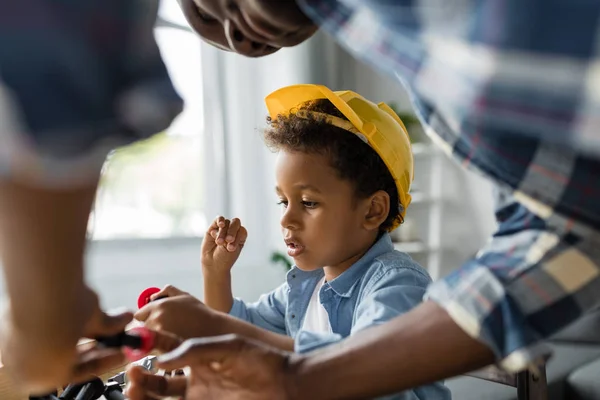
[362,249,433,286]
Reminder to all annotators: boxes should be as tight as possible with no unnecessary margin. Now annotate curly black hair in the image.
[264,99,402,231]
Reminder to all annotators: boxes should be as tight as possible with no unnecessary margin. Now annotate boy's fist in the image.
[201,216,247,272]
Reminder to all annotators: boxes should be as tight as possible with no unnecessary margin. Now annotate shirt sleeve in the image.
[426,189,600,372]
[229,282,289,335]
[0,0,182,188]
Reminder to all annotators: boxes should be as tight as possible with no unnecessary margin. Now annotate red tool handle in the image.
[137,287,162,309]
[123,326,155,362]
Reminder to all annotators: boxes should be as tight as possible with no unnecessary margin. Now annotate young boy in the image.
[198,84,451,399]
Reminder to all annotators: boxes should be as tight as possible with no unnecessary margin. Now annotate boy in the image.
[135,84,451,399]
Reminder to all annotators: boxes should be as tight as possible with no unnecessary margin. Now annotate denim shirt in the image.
[230,233,451,400]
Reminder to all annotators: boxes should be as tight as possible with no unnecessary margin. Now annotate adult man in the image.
[0,0,182,392]
[132,0,600,399]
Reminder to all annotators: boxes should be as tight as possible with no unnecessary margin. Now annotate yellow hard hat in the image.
[265,84,414,231]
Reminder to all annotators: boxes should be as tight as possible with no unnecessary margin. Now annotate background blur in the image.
[0,0,496,311]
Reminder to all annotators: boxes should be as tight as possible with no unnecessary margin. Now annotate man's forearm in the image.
[288,300,494,400]
[202,269,234,313]
[0,179,98,391]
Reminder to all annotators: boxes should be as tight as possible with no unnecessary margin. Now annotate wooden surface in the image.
[0,339,128,400]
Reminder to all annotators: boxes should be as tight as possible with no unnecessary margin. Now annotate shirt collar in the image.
[288,233,394,298]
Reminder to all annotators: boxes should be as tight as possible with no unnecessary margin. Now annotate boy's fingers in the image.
[216,219,230,245]
[135,300,168,322]
[126,366,187,400]
[134,302,155,322]
[225,218,240,243]
[205,216,221,236]
[228,225,248,252]
[237,226,248,248]
[151,285,187,301]
[134,289,188,322]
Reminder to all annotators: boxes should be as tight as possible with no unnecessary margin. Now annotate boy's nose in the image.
[280,209,299,231]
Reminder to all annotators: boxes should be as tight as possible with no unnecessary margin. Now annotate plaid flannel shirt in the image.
[298,0,600,372]
[0,0,182,187]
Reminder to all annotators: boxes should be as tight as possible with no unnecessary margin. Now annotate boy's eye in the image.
[277,200,288,208]
[302,201,318,209]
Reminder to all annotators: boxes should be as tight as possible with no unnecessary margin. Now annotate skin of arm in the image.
[201,216,247,313]
[0,178,104,392]
[202,268,234,313]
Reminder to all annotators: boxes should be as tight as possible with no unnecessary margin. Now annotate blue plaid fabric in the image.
[297,0,600,372]
[0,0,182,187]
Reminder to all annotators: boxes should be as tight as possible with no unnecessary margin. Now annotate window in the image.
[89,1,206,239]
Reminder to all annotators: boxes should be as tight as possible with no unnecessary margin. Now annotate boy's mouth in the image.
[284,238,305,257]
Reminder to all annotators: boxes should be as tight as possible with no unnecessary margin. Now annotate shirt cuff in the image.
[425,261,552,373]
[228,298,246,319]
[294,330,344,354]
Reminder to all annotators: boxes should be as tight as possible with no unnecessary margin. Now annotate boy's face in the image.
[178,0,318,57]
[275,151,376,274]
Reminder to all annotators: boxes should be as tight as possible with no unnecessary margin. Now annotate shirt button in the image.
[291,314,296,319]
[292,274,296,279]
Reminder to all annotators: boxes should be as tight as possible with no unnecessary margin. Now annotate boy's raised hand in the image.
[202,216,248,273]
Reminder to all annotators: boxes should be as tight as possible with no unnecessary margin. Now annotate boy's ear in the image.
[363,190,390,231]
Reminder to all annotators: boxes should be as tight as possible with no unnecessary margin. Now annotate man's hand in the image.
[128,334,296,400]
[123,329,187,400]
[0,287,132,393]
[135,295,224,339]
[82,293,135,340]
[69,341,129,385]
[72,329,183,385]
[65,302,134,383]
[126,366,188,400]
